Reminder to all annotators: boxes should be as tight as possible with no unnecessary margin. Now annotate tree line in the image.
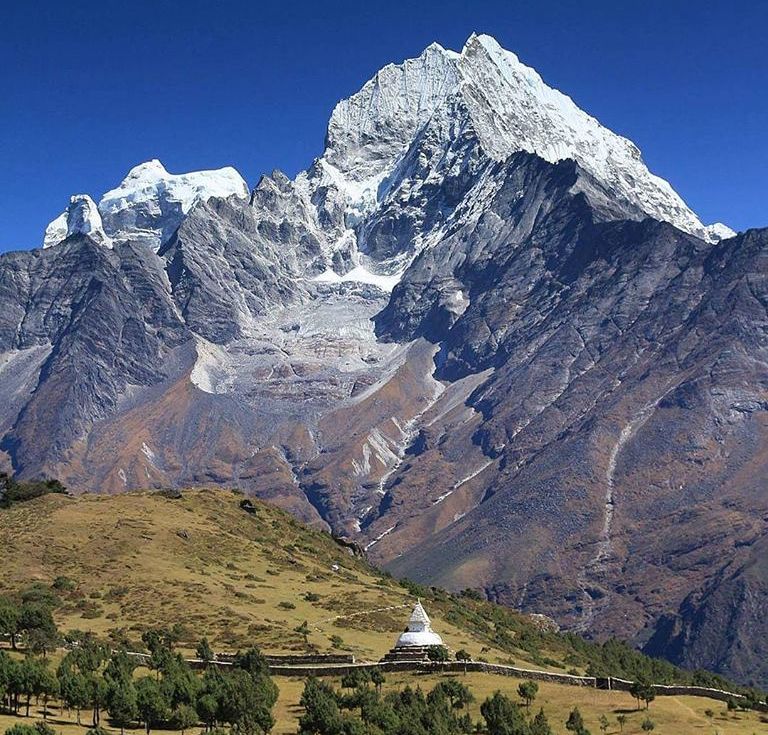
[0,622,278,735]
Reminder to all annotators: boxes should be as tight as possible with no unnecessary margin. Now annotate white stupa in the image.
[394,600,444,648]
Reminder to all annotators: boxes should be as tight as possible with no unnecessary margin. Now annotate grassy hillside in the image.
[0,488,560,666]
[0,489,765,735]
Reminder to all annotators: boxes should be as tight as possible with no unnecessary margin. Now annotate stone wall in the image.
[602,677,768,711]
[266,660,596,685]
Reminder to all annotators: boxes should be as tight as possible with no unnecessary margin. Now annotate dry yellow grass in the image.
[0,490,539,666]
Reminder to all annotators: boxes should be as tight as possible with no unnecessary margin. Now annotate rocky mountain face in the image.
[2,34,765,685]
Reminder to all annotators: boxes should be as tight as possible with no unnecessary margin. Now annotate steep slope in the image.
[378,223,768,684]
[645,531,768,687]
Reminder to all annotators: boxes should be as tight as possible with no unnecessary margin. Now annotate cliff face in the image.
[2,34,766,685]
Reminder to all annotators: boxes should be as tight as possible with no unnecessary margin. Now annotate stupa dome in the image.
[394,601,444,648]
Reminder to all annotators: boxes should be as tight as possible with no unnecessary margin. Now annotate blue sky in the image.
[1,0,765,251]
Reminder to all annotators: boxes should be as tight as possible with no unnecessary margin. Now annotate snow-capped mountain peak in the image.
[315,33,728,242]
[43,160,249,250]
[98,160,249,247]
[704,222,737,241]
[122,158,169,181]
[100,159,249,219]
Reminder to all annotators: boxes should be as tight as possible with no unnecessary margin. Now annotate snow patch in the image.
[364,525,397,551]
[433,458,494,504]
[705,222,737,241]
[313,265,403,292]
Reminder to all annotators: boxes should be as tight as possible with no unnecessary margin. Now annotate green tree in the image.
[360,696,399,732]
[229,647,277,733]
[370,668,385,694]
[298,678,342,735]
[530,709,553,735]
[58,668,90,725]
[18,604,58,657]
[340,669,370,691]
[136,676,170,734]
[427,645,450,663]
[170,703,198,735]
[0,655,13,711]
[221,669,276,735]
[197,692,219,732]
[744,690,762,710]
[107,677,138,735]
[160,654,199,709]
[629,681,655,711]
[234,648,271,679]
[616,713,627,732]
[196,668,228,731]
[0,651,11,707]
[16,658,50,717]
[196,638,214,665]
[4,725,39,735]
[142,629,175,676]
[517,681,538,710]
[105,650,136,684]
[0,598,20,650]
[598,714,609,734]
[57,638,107,726]
[36,666,58,720]
[481,691,529,735]
[86,672,109,727]
[566,707,591,735]
[431,679,474,711]
[641,717,655,732]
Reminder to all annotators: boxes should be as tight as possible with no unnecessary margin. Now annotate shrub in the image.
[52,576,76,591]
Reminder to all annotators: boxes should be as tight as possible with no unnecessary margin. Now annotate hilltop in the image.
[0,488,587,666]
[0,488,551,662]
